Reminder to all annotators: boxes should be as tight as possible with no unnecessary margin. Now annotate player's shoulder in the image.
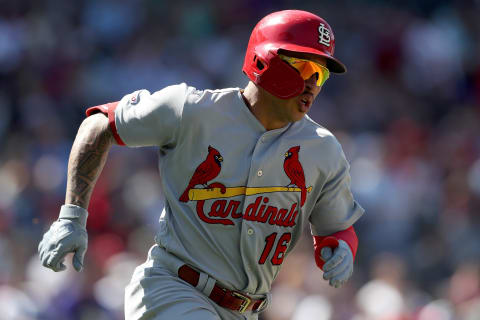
[299,116,340,143]
[149,83,240,111]
[184,86,241,105]
[294,116,346,159]
[147,83,192,107]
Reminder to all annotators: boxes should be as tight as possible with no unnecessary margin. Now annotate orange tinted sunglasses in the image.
[279,54,330,87]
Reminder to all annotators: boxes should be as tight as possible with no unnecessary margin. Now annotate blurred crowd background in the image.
[0,0,479,319]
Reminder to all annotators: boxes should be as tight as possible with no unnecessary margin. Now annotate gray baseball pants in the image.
[124,245,266,320]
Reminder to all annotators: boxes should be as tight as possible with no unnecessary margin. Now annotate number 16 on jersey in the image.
[258,232,292,265]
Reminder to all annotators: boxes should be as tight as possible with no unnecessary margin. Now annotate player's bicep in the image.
[115,85,187,147]
[84,106,119,145]
[85,83,188,148]
[77,113,115,145]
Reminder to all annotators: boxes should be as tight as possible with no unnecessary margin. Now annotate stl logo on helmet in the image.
[180,145,312,228]
[318,23,331,47]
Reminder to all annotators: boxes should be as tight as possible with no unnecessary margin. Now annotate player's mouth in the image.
[298,92,313,112]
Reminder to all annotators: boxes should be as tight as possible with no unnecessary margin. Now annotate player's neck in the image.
[242,83,291,131]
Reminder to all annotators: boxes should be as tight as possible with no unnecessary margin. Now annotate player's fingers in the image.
[39,243,49,264]
[42,252,53,268]
[46,253,67,272]
[38,233,50,254]
[73,244,87,272]
[322,249,346,272]
[328,263,353,288]
[320,247,333,261]
[46,245,69,272]
[332,266,353,287]
[39,237,57,258]
[330,277,346,288]
[323,256,348,280]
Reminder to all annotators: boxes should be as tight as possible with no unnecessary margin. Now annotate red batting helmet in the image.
[242,10,346,99]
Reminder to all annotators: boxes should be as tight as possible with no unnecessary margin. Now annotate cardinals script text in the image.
[196,196,299,227]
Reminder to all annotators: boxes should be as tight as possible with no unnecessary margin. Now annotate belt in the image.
[178,264,266,313]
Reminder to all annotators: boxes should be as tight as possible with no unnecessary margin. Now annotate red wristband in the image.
[313,226,358,270]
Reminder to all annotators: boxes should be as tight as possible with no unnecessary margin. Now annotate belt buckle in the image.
[232,291,252,313]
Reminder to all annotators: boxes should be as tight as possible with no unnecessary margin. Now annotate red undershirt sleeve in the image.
[85,102,125,146]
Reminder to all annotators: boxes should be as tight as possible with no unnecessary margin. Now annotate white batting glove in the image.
[320,240,353,288]
[38,204,88,272]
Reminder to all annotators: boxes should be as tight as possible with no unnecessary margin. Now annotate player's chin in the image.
[291,111,307,122]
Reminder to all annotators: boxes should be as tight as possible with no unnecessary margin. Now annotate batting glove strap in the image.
[59,204,88,227]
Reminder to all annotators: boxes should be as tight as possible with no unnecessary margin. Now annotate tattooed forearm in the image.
[65,113,114,209]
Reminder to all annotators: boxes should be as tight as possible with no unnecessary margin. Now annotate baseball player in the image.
[38,10,364,320]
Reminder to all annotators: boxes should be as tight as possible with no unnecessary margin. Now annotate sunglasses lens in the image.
[279,55,330,86]
[303,62,329,86]
[317,66,330,86]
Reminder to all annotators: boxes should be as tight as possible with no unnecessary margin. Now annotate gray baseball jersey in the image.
[97,83,363,315]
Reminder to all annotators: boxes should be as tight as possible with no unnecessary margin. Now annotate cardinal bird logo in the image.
[283,146,307,207]
[179,145,223,202]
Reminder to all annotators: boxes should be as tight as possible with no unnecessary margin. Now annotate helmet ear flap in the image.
[253,55,305,99]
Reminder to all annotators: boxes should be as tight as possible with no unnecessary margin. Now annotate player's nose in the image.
[304,73,321,93]
[305,73,318,86]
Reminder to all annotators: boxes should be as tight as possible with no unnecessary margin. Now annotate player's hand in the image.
[38,205,88,272]
[320,240,353,288]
